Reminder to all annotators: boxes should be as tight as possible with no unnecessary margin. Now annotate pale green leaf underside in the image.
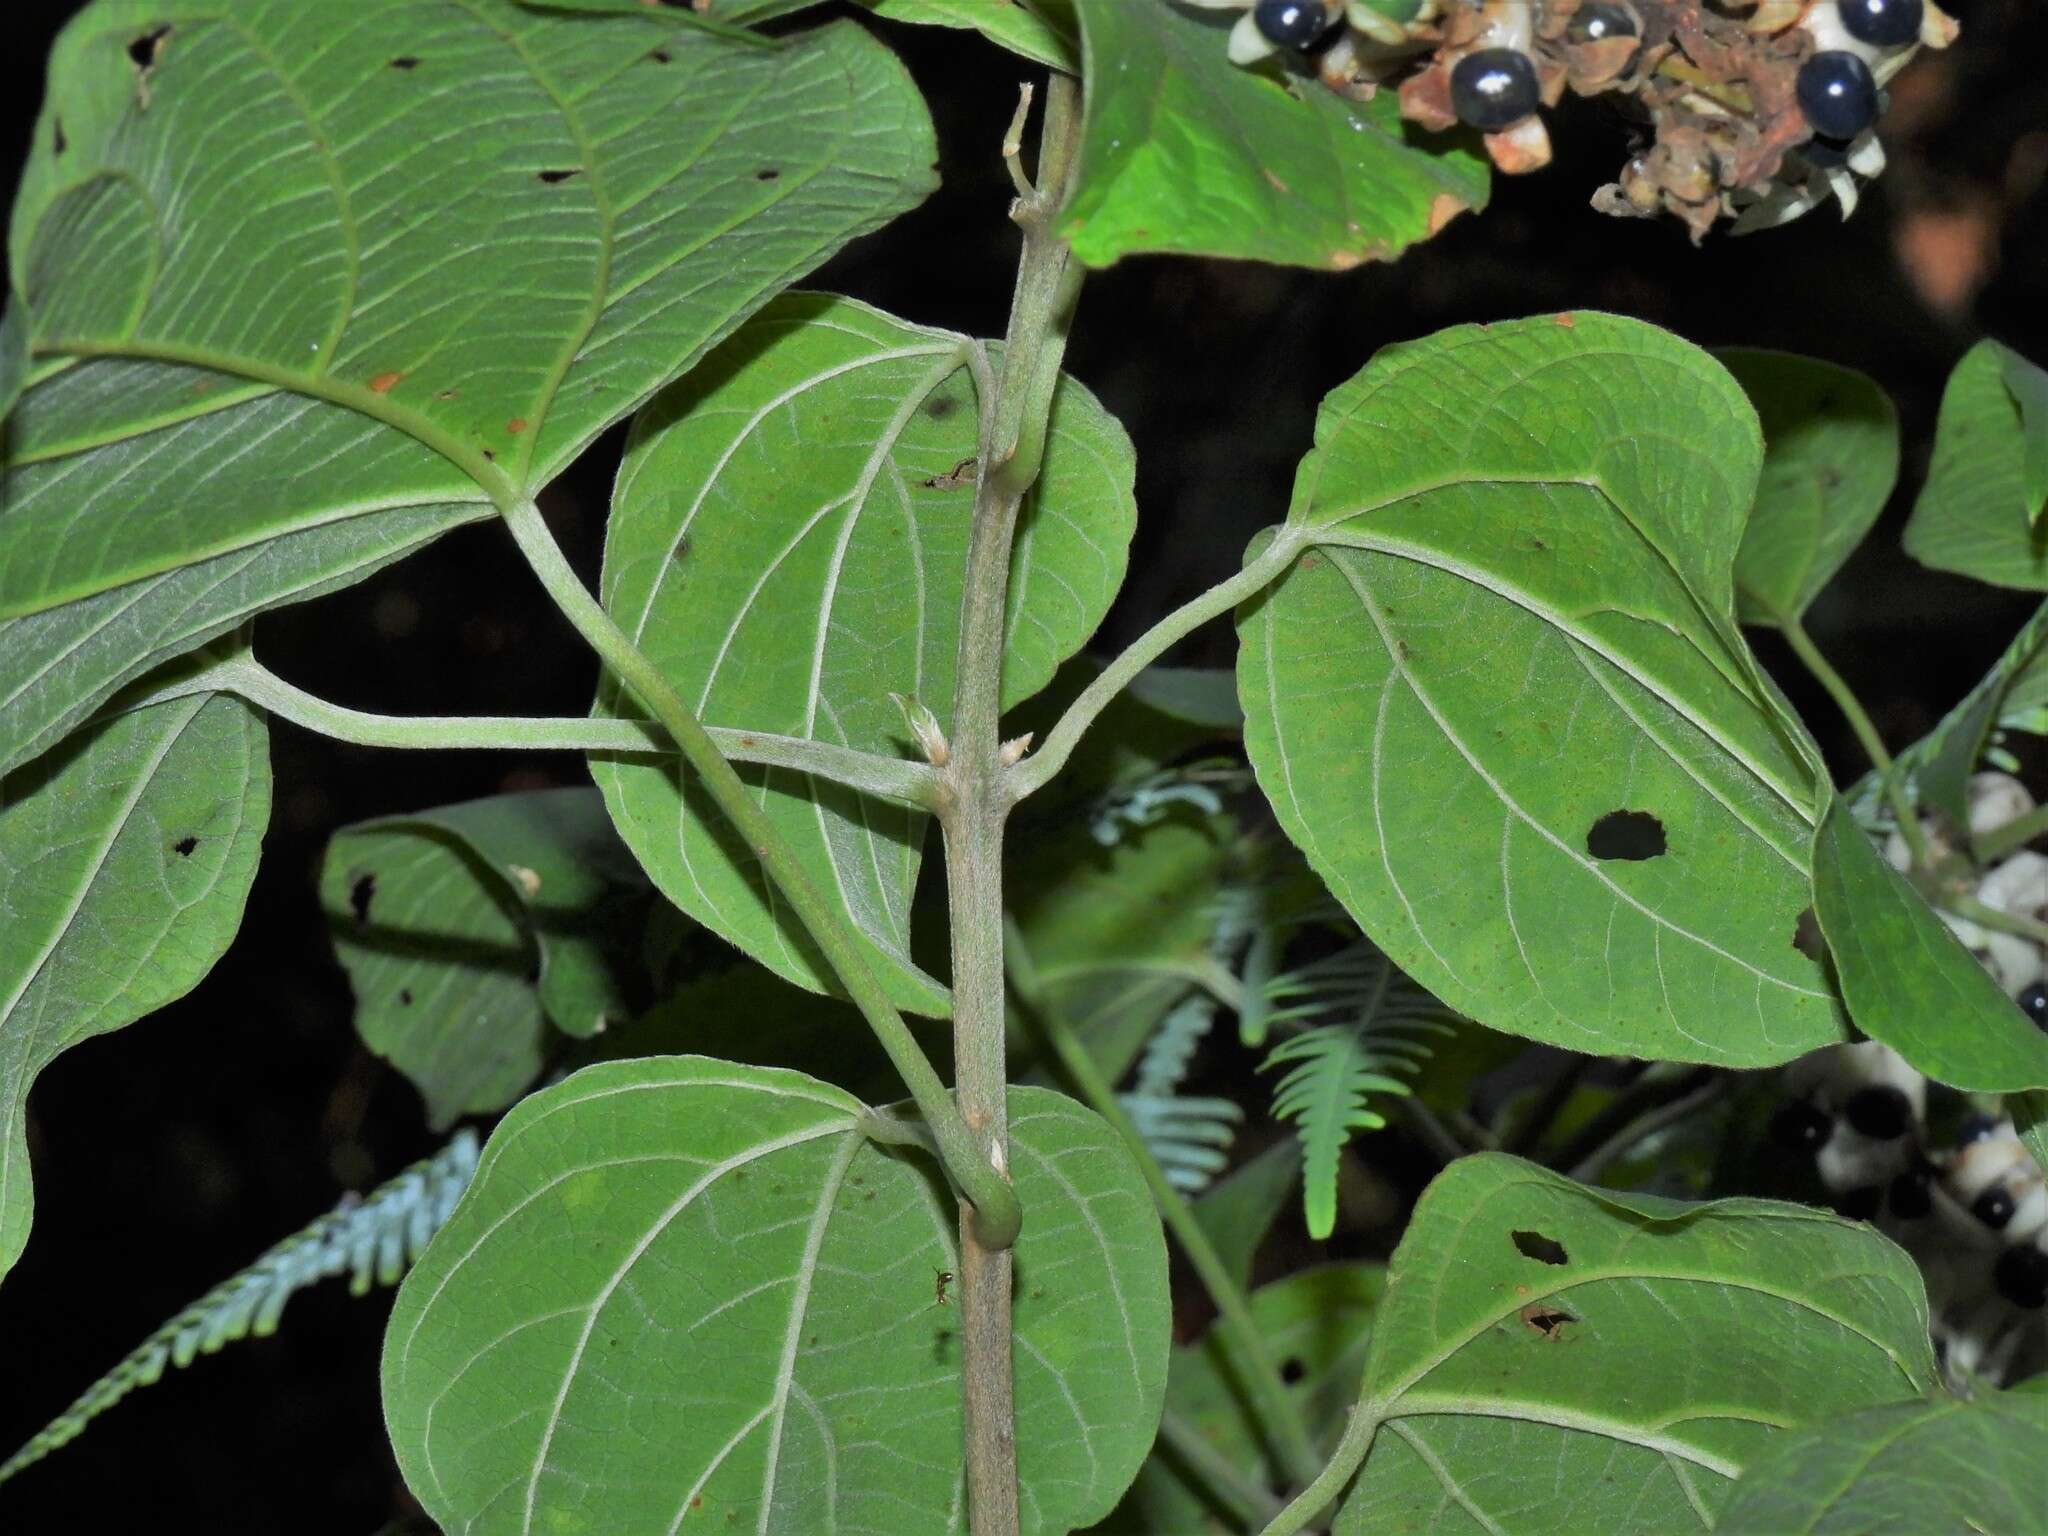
[1334,1155,1938,1535]
[1,0,934,769]
[1904,340,2048,587]
[0,692,268,1281]
[1240,314,1841,1067]
[1811,799,2048,1091]
[322,788,645,1128]
[596,294,1136,1012]
[383,1061,1169,1535]
[1714,1391,2048,1536]
[1059,0,1488,270]
[1720,349,1898,626]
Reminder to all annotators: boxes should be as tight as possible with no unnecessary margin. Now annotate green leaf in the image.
[1720,349,1898,626]
[1331,1154,1938,1534]
[1101,1264,1382,1535]
[1059,0,1488,270]
[864,0,1077,71]
[384,1061,1169,1534]
[0,692,268,1282]
[1239,314,1842,1067]
[2,1,935,771]
[0,293,24,425]
[1889,597,2048,831]
[1811,799,2048,1091]
[1010,804,1239,1086]
[1715,1391,2048,1536]
[595,293,1136,1012]
[322,789,648,1128]
[1186,1137,1297,1296]
[1904,340,2048,586]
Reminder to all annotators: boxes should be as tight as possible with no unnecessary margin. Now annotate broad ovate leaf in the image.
[1715,1391,2048,1536]
[383,1062,1168,1534]
[1330,1155,1937,1534]
[1239,314,1843,1067]
[0,692,268,1281]
[595,294,1136,1011]
[1811,799,2048,1091]
[1720,349,1897,626]
[322,789,650,1127]
[1904,339,2048,587]
[1060,0,1488,269]
[0,0,936,774]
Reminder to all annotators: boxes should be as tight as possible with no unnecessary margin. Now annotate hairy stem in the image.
[1008,528,1305,802]
[496,497,1019,1246]
[1007,917,1327,1495]
[118,653,942,808]
[940,73,1086,1536]
[1155,1410,1287,1531]
[1973,801,2048,865]
[1257,1402,1378,1536]
[1779,615,1934,870]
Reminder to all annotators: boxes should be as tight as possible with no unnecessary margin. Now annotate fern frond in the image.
[1118,1092,1243,1192]
[1086,760,1248,847]
[1258,942,1449,1239]
[0,1130,479,1485]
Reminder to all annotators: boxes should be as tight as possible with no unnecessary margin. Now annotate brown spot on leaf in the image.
[507,418,529,436]
[756,168,780,183]
[1329,250,1364,271]
[1264,169,1290,194]
[1428,193,1469,235]
[1554,312,1577,328]
[1520,1303,1577,1339]
[369,371,403,395]
[922,457,977,491]
[390,56,420,71]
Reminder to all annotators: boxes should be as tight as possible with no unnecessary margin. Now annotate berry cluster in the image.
[1772,772,2048,1388]
[1195,0,1959,240]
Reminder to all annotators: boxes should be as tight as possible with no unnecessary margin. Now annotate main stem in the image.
[496,498,1018,1245]
[941,75,1085,1536]
[1007,918,1327,1496]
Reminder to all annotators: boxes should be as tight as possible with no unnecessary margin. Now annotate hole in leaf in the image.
[1792,906,1826,962]
[1278,1357,1306,1385]
[399,988,414,1006]
[173,835,198,857]
[129,25,171,71]
[1511,1230,1569,1266]
[391,56,420,70]
[349,873,376,924]
[1520,1303,1577,1339]
[53,118,66,155]
[755,167,780,182]
[648,48,673,63]
[537,168,581,185]
[1586,809,1666,861]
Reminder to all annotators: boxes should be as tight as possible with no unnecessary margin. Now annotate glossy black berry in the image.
[1567,3,1638,45]
[1252,0,1331,49]
[1837,1184,1883,1221]
[1887,1166,1932,1219]
[1845,1085,1913,1141]
[2018,982,2048,1030]
[1993,1244,2048,1309]
[1449,49,1542,133]
[1972,1185,2018,1229]
[1797,52,1881,141]
[1840,0,1923,49]
[1957,1112,2003,1144]
[1769,1100,1832,1152]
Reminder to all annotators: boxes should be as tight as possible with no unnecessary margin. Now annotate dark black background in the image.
[2,2,2044,1530]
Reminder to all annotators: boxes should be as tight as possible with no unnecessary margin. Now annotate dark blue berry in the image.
[1839,0,1922,49]
[1797,52,1881,141]
[1837,1184,1883,1221]
[2018,982,2048,1030]
[1252,0,1331,49]
[1567,3,1638,45]
[1994,1244,2048,1309]
[1449,49,1542,133]
[1888,1165,1933,1219]
[1770,1100,1832,1152]
[1846,1085,1913,1141]
[1973,1186,2017,1229]
[1957,1112,2003,1144]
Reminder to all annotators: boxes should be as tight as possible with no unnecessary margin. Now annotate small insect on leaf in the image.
[934,1269,953,1307]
